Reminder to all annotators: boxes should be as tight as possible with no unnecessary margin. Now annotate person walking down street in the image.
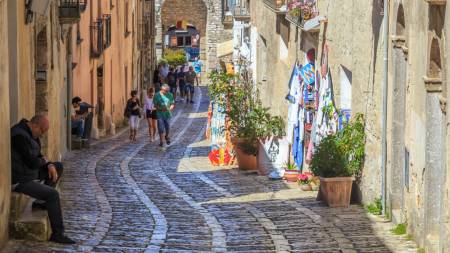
[167,67,178,101]
[154,84,175,147]
[145,88,158,142]
[185,66,198,104]
[176,66,186,102]
[10,115,76,244]
[193,57,203,86]
[125,90,142,142]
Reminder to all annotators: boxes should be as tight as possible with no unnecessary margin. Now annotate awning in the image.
[217,40,233,58]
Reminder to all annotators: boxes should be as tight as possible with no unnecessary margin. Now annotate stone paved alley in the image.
[2,88,418,253]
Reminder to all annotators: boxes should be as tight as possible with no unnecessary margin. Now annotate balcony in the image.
[263,0,287,14]
[233,6,250,21]
[59,0,83,24]
[90,19,104,58]
[103,14,112,49]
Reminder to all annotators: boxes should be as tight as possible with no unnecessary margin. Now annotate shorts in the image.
[129,115,140,130]
[185,83,195,93]
[170,86,177,95]
[157,118,170,135]
[146,109,158,120]
[179,83,185,93]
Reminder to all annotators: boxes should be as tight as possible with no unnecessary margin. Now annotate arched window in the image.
[428,38,442,79]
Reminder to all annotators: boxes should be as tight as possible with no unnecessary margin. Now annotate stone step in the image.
[9,184,61,242]
[9,201,51,242]
[9,192,30,220]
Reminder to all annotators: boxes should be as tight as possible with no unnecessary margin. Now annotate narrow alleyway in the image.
[2,87,417,253]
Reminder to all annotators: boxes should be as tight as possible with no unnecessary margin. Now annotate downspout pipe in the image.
[381,0,389,216]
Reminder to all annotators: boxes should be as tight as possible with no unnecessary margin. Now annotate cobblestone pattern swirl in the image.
[1,87,418,253]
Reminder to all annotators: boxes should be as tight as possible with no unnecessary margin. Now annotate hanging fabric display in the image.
[258,136,290,175]
[207,102,235,166]
[286,61,301,144]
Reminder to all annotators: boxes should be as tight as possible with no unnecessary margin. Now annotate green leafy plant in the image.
[416,248,425,253]
[311,113,366,178]
[209,66,285,156]
[310,135,346,177]
[365,198,382,215]
[336,113,366,177]
[284,161,298,171]
[162,49,187,66]
[391,223,407,235]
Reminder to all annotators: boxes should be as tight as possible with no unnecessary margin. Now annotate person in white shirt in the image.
[145,87,158,142]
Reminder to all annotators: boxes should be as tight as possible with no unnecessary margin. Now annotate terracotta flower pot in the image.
[231,138,257,171]
[319,177,353,208]
[284,170,300,182]
[300,184,312,191]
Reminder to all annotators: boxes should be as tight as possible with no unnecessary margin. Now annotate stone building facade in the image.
[156,0,233,71]
[248,0,449,252]
[71,0,143,137]
[0,0,77,247]
[0,0,155,248]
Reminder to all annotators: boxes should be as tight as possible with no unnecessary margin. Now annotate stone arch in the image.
[428,38,442,79]
[389,2,408,224]
[396,4,405,36]
[156,0,225,72]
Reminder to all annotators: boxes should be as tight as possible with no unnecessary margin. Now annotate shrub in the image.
[311,113,366,178]
[162,49,186,66]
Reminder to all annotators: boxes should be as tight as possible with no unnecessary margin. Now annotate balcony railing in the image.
[59,0,83,24]
[90,19,104,58]
[263,0,287,14]
[103,14,112,49]
[233,6,250,21]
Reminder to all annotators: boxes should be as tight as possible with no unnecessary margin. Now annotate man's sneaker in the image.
[32,201,46,211]
[49,233,76,244]
[159,142,164,147]
[190,100,194,104]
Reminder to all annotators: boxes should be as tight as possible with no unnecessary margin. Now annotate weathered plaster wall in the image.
[251,0,303,119]
[72,0,137,136]
[0,0,11,248]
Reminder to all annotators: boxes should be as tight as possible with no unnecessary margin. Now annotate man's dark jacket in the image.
[11,119,47,184]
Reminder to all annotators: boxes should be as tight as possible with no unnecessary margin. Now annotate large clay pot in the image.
[231,138,258,170]
[319,177,353,208]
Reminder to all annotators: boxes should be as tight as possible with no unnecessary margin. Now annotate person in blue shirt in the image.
[193,57,203,86]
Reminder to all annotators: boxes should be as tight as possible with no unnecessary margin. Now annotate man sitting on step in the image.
[10,114,76,244]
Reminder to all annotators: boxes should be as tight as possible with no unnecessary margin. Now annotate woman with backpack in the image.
[125,90,142,142]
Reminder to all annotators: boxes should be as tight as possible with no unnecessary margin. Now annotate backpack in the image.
[124,101,132,118]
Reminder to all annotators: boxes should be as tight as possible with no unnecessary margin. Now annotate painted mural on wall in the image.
[206,102,235,166]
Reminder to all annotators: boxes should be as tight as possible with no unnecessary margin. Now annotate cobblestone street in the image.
[2,87,418,253]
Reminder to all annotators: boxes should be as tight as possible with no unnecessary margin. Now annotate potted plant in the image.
[298,173,312,191]
[283,161,300,182]
[310,114,365,207]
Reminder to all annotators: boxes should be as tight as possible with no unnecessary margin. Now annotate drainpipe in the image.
[381,0,389,216]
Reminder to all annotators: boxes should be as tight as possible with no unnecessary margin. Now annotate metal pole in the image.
[381,0,389,216]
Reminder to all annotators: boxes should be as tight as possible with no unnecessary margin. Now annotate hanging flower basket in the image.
[286,0,318,26]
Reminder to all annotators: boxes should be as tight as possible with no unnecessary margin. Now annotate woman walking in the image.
[126,90,141,142]
[145,88,158,142]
